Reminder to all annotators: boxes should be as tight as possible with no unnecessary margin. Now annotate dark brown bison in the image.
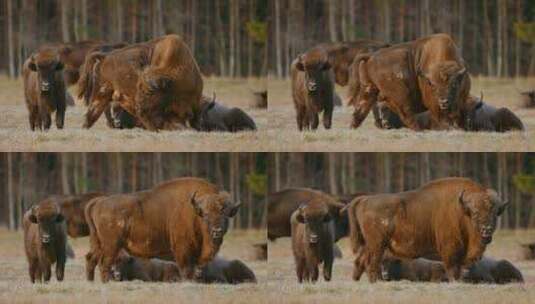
[463,257,524,284]
[345,177,508,283]
[23,201,67,283]
[267,188,361,242]
[79,35,203,131]
[111,252,181,282]
[23,48,66,131]
[197,257,257,284]
[195,95,257,132]
[291,198,342,283]
[84,177,240,282]
[41,192,105,238]
[463,95,524,132]
[382,257,447,282]
[350,34,470,130]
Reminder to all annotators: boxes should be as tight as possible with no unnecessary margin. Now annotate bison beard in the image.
[345,177,508,283]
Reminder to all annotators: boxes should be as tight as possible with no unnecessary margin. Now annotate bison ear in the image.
[295,55,305,71]
[190,191,203,217]
[207,101,216,111]
[497,200,509,216]
[56,213,64,222]
[458,190,471,216]
[55,61,64,71]
[227,202,241,218]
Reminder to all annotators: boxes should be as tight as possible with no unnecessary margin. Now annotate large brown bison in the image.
[267,188,361,242]
[23,201,67,283]
[291,198,341,283]
[79,34,203,131]
[23,48,67,131]
[195,95,257,132]
[197,257,257,284]
[84,177,240,282]
[345,177,508,283]
[42,192,105,238]
[350,34,470,130]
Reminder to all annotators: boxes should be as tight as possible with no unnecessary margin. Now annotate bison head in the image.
[190,191,241,247]
[28,203,64,244]
[135,69,174,131]
[28,50,64,94]
[295,201,331,244]
[458,189,509,245]
[111,253,135,281]
[418,61,468,116]
[295,52,332,97]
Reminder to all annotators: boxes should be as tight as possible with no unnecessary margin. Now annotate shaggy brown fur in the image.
[23,201,67,283]
[463,257,524,284]
[23,48,66,131]
[197,257,257,284]
[84,177,240,283]
[111,252,181,282]
[350,34,470,130]
[291,198,340,283]
[57,40,107,86]
[345,177,508,283]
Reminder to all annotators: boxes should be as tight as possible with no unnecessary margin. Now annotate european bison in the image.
[350,34,470,130]
[345,177,508,283]
[195,94,257,132]
[291,198,341,283]
[84,177,240,282]
[382,257,446,282]
[197,257,257,284]
[463,257,524,284]
[111,252,181,282]
[79,34,203,131]
[57,40,106,86]
[23,48,66,131]
[267,188,360,242]
[23,202,67,283]
[463,95,524,132]
[42,192,105,238]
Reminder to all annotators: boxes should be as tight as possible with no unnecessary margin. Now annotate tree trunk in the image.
[328,153,338,195]
[61,154,71,195]
[7,0,15,78]
[61,0,71,42]
[7,153,15,230]
[328,0,337,42]
[274,0,283,77]
[515,0,522,77]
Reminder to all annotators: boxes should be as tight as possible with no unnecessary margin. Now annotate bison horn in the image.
[190,191,202,216]
[212,92,217,103]
[458,67,467,75]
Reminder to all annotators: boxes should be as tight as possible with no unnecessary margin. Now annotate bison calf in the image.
[382,258,447,282]
[463,257,524,284]
[196,95,257,132]
[291,200,337,283]
[464,97,524,132]
[23,202,67,283]
[111,252,181,282]
[197,257,257,284]
[23,48,67,131]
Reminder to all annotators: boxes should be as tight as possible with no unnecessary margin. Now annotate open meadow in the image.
[266,230,535,304]
[0,228,267,304]
[0,77,267,152]
[268,77,535,152]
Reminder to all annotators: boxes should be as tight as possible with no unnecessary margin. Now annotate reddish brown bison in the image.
[23,48,67,131]
[23,201,67,283]
[268,188,361,242]
[291,198,343,283]
[345,177,508,282]
[350,34,470,130]
[195,94,257,132]
[84,177,240,282]
[111,252,181,282]
[78,35,203,131]
[197,257,257,284]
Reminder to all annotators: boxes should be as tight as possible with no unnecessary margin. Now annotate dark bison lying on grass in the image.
[111,252,181,282]
[197,256,257,284]
[84,177,240,282]
[195,95,257,132]
[345,177,508,282]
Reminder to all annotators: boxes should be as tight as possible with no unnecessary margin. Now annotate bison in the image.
[197,257,257,284]
[84,177,240,282]
[350,34,470,130]
[463,257,524,284]
[463,95,524,132]
[382,257,447,282]
[23,201,67,283]
[291,198,342,283]
[345,177,508,283]
[23,48,67,131]
[195,94,257,132]
[111,252,181,282]
[79,34,203,131]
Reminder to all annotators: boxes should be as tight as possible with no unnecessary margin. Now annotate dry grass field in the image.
[0,228,267,304]
[267,230,535,304]
[0,76,267,152]
[268,77,535,152]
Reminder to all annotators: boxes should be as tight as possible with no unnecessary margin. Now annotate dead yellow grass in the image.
[0,228,267,304]
[268,76,535,152]
[0,76,268,152]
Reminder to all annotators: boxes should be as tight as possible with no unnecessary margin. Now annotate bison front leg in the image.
[308,262,319,283]
[28,105,39,131]
[351,85,378,129]
[296,258,306,283]
[42,263,52,283]
[85,251,99,281]
[29,259,39,283]
[323,258,333,282]
[84,96,111,129]
[309,111,320,130]
[296,107,306,131]
[40,111,52,131]
[444,264,461,282]
[55,104,66,130]
[323,104,333,130]
[56,254,66,281]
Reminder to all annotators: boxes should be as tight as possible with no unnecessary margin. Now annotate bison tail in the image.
[347,53,371,107]
[84,198,101,251]
[347,197,365,255]
[77,52,106,106]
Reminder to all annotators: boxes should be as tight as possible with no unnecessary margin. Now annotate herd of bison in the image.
[23,34,257,132]
[268,177,525,284]
[23,177,257,284]
[292,33,525,132]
